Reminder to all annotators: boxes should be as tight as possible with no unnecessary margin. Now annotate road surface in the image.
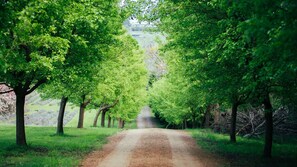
[81,106,225,167]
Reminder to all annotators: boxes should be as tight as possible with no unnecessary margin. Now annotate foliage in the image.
[38,0,123,105]
[141,0,297,157]
[93,33,148,122]
[0,0,71,88]
[149,50,205,128]
[0,0,147,144]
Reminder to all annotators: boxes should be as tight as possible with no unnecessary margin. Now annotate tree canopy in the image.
[141,0,297,158]
[0,0,147,145]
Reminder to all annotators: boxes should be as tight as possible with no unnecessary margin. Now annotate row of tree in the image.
[143,0,297,158]
[0,0,147,146]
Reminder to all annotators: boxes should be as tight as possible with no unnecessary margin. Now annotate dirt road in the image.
[136,106,156,129]
[81,106,225,167]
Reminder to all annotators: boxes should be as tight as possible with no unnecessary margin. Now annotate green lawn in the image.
[188,129,297,167]
[0,126,120,167]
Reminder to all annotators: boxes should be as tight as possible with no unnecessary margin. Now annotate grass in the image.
[0,126,120,167]
[188,129,297,167]
[1,93,138,166]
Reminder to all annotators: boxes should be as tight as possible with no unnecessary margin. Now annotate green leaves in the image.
[93,34,148,121]
[0,0,72,88]
[142,0,297,128]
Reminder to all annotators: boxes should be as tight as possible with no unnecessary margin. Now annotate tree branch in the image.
[100,99,119,111]
[26,79,47,95]
[0,82,13,94]
[0,82,11,87]
[24,80,32,90]
[83,99,91,107]
[0,89,14,95]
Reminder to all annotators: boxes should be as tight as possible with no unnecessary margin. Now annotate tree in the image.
[39,0,123,132]
[140,0,297,158]
[0,0,123,143]
[149,49,206,128]
[0,0,71,145]
[236,0,297,157]
[92,34,148,128]
[56,96,68,135]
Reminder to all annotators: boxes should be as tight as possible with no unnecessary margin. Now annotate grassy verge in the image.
[188,129,297,167]
[0,126,119,166]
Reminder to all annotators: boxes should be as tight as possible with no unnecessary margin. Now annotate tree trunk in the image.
[15,92,27,146]
[204,105,211,128]
[191,110,196,128]
[112,119,115,127]
[57,96,68,135]
[263,94,273,158]
[213,104,221,131]
[108,115,111,128]
[101,110,106,127]
[118,118,122,128]
[77,96,90,128]
[122,120,125,128]
[77,103,85,128]
[230,102,238,143]
[93,109,101,127]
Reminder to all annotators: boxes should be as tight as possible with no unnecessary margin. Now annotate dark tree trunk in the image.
[192,119,195,128]
[118,118,122,128]
[213,105,221,131]
[108,115,111,128]
[93,109,101,127]
[77,103,85,128]
[204,105,211,128]
[57,96,68,135]
[230,102,238,143]
[101,110,107,127]
[263,94,273,158]
[112,119,115,127]
[122,120,125,128]
[191,113,196,128]
[13,79,46,146]
[15,92,27,146]
[77,95,90,128]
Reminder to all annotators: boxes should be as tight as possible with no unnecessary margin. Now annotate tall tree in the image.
[237,0,297,157]
[93,34,148,127]
[140,0,297,158]
[39,0,123,132]
[0,0,71,145]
